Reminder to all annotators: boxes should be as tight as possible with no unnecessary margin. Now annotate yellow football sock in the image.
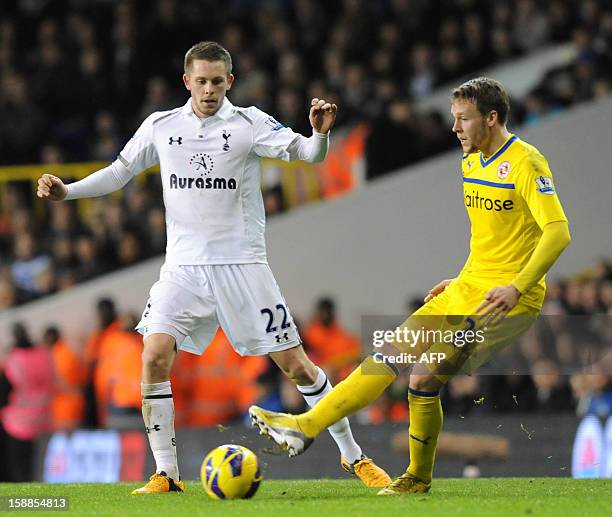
[296,355,397,437]
[406,389,443,484]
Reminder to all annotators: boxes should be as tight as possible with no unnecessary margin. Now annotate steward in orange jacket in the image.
[44,327,86,431]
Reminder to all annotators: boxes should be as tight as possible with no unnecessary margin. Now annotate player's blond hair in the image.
[451,77,510,125]
[184,41,232,74]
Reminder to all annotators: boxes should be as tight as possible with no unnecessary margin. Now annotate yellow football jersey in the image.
[458,134,568,309]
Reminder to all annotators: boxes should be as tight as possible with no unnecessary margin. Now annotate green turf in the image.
[0,478,610,517]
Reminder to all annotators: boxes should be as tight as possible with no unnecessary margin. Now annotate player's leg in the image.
[132,266,218,494]
[377,368,442,496]
[132,331,185,494]
[208,263,391,485]
[269,346,391,487]
[249,283,455,451]
[269,345,364,461]
[378,282,540,496]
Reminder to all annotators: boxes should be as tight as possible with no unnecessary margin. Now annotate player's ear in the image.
[183,73,191,91]
[487,110,498,127]
[226,73,234,90]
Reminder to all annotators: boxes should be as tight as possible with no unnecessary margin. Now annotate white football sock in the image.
[297,366,363,464]
[141,381,179,480]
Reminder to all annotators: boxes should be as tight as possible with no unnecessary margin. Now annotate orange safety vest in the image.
[85,321,122,365]
[108,331,142,409]
[319,123,368,199]
[171,351,196,429]
[304,321,361,380]
[93,326,128,426]
[186,329,265,427]
[1,347,54,440]
[51,339,87,431]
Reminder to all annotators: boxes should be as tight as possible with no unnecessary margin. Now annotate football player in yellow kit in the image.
[248,77,571,495]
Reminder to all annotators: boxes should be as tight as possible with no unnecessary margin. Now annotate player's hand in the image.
[37,174,68,201]
[309,98,337,134]
[476,285,521,326]
[424,279,454,303]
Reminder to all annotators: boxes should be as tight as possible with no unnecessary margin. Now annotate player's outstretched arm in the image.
[309,98,338,134]
[36,162,137,202]
[37,174,68,201]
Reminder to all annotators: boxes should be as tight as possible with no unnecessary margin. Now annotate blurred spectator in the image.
[10,232,52,300]
[0,73,45,164]
[365,98,422,180]
[146,205,167,256]
[573,365,612,419]
[139,76,178,121]
[91,111,121,162]
[0,323,53,481]
[303,297,361,382]
[74,233,108,282]
[513,0,551,52]
[83,298,121,427]
[106,313,143,430]
[45,326,87,431]
[116,231,143,267]
[530,359,575,411]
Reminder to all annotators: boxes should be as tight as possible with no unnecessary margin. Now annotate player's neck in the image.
[480,127,512,159]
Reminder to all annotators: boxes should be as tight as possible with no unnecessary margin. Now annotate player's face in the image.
[451,99,488,154]
[183,59,234,118]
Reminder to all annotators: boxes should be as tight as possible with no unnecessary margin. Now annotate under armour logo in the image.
[409,433,431,445]
[222,130,231,151]
[146,424,161,434]
[275,332,289,343]
[169,136,183,145]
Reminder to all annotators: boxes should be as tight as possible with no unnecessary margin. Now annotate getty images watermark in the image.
[370,324,486,366]
[362,314,612,376]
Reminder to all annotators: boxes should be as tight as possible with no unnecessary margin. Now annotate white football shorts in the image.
[136,263,301,356]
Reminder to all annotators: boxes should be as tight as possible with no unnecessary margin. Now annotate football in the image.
[200,444,262,500]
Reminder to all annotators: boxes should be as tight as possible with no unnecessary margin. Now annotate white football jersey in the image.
[118,98,302,265]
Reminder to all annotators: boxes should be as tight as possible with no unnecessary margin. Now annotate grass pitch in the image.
[1,478,610,516]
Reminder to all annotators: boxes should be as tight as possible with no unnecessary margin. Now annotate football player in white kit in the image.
[37,41,390,493]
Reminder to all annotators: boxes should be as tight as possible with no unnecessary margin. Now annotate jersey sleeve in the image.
[250,107,301,161]
[117,114,160,174]
[515,151,568,229]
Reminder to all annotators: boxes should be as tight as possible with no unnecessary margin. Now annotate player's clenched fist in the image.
[37,174,68,201]
[309,98,338,134]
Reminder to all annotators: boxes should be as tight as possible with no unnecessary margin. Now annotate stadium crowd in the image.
[0,180,165,307]
[0,0,609,171]
[1,0,611,308]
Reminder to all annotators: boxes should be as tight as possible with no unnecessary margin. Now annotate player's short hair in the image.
[184,41,232,74]
[451,77,510,125]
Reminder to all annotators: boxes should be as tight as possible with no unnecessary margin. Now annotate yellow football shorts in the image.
[392,278,540,382]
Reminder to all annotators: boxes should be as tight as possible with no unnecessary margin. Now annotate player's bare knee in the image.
[142,335,175,378]
[410,374,441,393]
[142,349,173,378]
